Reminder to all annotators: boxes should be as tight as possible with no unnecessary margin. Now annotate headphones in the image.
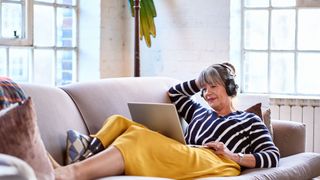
[200,64,238,97]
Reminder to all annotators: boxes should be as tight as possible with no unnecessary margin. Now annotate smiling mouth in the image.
[206,97,217,102]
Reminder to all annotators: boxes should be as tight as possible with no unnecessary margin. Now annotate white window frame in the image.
[0,0,33,46]
[237,0,320,96]
[0,0,78,86]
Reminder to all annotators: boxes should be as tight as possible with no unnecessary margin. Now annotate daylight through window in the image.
[231,0,320,96]
[0,0,78,86]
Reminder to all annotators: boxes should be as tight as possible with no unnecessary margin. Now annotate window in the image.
[0,0,33,45]
[231,0,320,96]
[0,0,78,85]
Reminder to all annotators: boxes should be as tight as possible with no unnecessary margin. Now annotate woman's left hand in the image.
[203,141,233,159]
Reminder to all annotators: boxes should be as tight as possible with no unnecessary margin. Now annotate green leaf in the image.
[128,0,157,47]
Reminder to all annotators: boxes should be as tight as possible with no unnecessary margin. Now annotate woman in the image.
[55,63,279,180]
[168,63,279,168]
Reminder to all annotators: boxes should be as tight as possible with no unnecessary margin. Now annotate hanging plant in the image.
[128,0,157,47]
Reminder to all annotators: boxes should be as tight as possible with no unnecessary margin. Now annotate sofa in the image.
[3,77,320,179]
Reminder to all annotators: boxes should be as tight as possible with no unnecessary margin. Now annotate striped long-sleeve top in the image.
[168,79,280,168]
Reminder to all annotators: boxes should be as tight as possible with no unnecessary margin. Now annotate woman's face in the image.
[202,83,230,111]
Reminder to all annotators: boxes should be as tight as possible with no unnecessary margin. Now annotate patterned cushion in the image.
[0,77,27,110]
[66,130,92,164]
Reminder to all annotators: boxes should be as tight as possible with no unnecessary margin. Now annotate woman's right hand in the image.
[203,141,233,159]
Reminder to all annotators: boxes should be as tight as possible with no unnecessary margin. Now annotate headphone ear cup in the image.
[225,78,237,96]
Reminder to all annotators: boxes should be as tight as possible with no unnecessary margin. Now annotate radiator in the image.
[270,97,320,153]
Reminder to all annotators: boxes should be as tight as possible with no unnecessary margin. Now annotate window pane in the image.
[9,49,30,82]
[57,50,74,85]
[0,48,7,75]
[34,5,54,46]
[297,53,320,94]
[243,52,268,92]
[57,0,76,6]
[271,10,295,50]
[57,8,75,47]
[2,3,22,38]
[245,0,269,7]
[34,49,54,85]
[270,53,294,93]
[271,0,296,7]
[298,9,320,50]
[244,10,269,50]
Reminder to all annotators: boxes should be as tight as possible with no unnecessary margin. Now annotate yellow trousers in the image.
[92,115,240,179]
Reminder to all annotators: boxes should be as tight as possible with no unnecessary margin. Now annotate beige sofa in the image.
[17,77,320,179]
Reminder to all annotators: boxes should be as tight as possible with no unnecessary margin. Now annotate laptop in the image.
[127,102,187,144]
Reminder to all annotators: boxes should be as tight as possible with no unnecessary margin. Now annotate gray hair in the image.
[198,63,236,89]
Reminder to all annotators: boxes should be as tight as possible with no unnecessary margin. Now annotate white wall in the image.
[79,0,230,81]
[78,0,101,81]
[100,0,133,78]
[140,0,231,81]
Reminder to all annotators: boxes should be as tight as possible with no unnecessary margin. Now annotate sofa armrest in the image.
[272,119,306,157]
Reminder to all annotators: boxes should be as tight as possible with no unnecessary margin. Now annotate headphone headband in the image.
[216,64,235,77]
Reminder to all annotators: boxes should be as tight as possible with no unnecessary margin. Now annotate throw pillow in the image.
[65,129,92,165]
[245,103,263,120]
[0,98,54,180]
[263,109,274,138]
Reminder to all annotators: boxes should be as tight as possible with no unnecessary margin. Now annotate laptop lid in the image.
[127,102,186,144]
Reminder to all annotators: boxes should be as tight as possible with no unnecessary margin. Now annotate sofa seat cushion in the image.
[97,153,320,180]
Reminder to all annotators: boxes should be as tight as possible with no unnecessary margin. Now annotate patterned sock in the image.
[78,138,104,161]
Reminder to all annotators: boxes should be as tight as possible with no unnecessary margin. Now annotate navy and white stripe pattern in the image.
[168,79,280,168]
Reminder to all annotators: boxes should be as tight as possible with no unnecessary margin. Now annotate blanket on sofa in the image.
[0,77,27,109]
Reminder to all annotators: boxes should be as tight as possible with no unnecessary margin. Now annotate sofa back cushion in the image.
[20,84,89,165]
[61,77,180,134]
